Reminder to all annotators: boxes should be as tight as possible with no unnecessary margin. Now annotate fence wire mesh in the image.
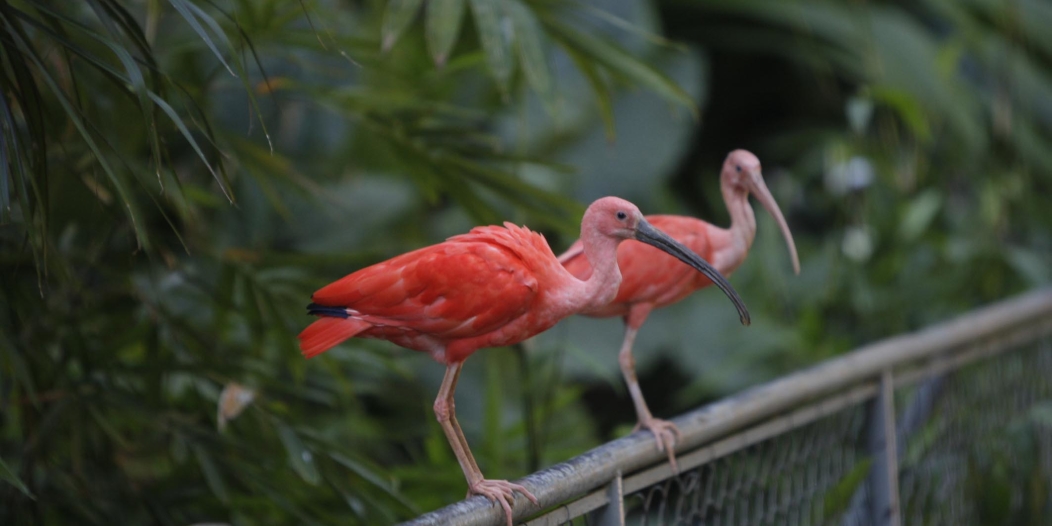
[897,335,1052,526]
[622,404,872,526]
[605,335,1052,526]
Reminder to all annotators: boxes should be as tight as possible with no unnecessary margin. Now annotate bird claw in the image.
[469,478,539,526]
[635,417,682,474]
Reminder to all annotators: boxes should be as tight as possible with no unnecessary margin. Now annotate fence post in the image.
[868,370,901,526]
[588,470,624,526]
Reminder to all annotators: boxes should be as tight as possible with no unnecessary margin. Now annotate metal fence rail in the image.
[403,288,1052,526]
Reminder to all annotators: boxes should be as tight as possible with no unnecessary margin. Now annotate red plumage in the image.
[299,317,370,358]
[555,151,798,473]
[300,222,562,364]
[296,197,751,525]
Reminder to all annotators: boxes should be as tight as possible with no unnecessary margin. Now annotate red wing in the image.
[311,243,538,339]
[643,215,716,250]
[612,216,718,301]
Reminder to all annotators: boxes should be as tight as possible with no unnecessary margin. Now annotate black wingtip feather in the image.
[307,303,349,318]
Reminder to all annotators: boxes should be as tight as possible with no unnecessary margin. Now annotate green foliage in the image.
[0,0,676,522]
[634,0,1052,386]
[1,0,1050,524]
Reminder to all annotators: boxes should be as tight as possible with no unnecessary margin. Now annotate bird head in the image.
[721,149,762,193]
[721,150,801,275]
[582,196,644,240]
[583,197,751,326]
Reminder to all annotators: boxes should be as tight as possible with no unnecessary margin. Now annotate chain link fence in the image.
[614,334,1052,526]
[623,404,871,526]
[897,337,1052,526]
[403,288,1052,526]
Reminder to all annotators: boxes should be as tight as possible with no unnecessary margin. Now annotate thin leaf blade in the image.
[277,424,321,485]
[426,0,467,65]
[0,456,33,499]
[469,0,514,94]
[147,92,233,202]
[564,46,615,139]
[546,17,697,116]
[167,0,237,77]
[382,0,425,52]
[508,0,554,113]
[0,13,150,249]
[193,445,230,503]
[0,98,12,218]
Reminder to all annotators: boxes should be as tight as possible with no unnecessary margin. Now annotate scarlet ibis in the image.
[558,151,799,472]
[298,197,750,525]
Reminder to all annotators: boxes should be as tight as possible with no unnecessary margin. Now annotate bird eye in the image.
[616,211,627,221]
[735,165,742,173]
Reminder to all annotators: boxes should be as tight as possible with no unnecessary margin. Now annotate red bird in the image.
[559,151,799,471]
[299,197,750,525]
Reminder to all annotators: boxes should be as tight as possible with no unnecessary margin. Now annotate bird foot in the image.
[469,478,539,526]
[634,417,682,473]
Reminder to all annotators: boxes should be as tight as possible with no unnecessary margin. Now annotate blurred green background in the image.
[1,0,1050,524]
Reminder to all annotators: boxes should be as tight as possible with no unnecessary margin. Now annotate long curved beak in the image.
[635,219,751,326]
[748,170,800,275]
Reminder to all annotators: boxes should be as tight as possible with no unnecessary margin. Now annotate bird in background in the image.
[559,150,800,472]
[298,197,751,526]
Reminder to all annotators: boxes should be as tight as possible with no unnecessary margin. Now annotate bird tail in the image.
[298,315,370,358]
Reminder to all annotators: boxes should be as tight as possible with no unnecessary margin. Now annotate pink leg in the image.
[620,305,683,473]
[434,362,538,526]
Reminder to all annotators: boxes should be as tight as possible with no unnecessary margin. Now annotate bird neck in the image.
[576,229,623,312]
[723,182,756,254]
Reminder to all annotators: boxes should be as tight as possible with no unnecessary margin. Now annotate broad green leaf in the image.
[469,0,514,94]
[508,0,555,114]
[898,190,942,241]
[382,0,425,52]
[426,0,467,65]
[1006,247,1051,286]
[545,17,697,117]
[0,456,33,499]
[869,86,932,142]
[277,424,321,485]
